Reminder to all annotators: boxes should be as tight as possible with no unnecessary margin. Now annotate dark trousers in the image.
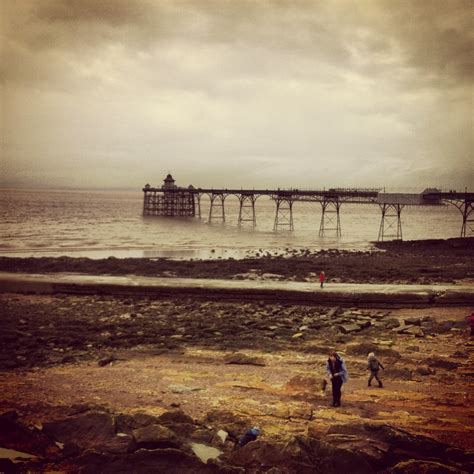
[368,370,382,386]
[331,376,342,405]
[320,281,324,288]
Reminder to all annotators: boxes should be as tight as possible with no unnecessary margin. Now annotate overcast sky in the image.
[1,0,472,190]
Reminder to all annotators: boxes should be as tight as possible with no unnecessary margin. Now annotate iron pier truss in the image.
[143,175,473,241]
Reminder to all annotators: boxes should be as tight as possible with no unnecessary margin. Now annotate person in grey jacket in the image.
[326,352,348,407]
[367,352,384,387]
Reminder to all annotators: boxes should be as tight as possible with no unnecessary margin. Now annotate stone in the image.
[415,366,435,376]
[132,424,180,450]
[169,385,204,394]
[327,307,340,318]
[339,324,362,334]
[292,333,304,339]
[356,320,372,330]
[403,326,424,337]
[114,413,160,433]
[403,317,422,326]
[98,356,116,367]
[43,412,115,450]
[224,353,266,366]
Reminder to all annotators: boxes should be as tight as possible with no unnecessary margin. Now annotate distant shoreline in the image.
[0,237,472,285]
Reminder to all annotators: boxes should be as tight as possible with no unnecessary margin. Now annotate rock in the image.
[427,358,460,370]
[99,433,136,454]
[169,385,204,394]
[415,366,435,376]
[284,375,324,393]
[203,410,249,440]
[403,326,425,337]
[157,410,195,426]
[114,412,160,433]
[98,356,116,367]
[339,324,362,334]
[0,412,58,457]
[346,343,401,359]
[78,447,217,474]
[327,307,340,318]
[132,424,180,450]
[356,320,372,330]
[224,353,266,366]
[216,430,228,444]
[229,437,373,474]
[292,332,304,339]
[403,317,422,326]
[389,459,460,473]
[157,411,196,439]
[42,412,115,450]
[385,367,413,380]
[393,324,414,334]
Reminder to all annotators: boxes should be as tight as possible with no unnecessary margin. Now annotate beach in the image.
[1,238,473,472]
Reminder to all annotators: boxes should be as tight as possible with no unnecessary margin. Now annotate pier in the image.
[143,174,473,241]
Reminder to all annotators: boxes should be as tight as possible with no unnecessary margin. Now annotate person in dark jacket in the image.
[237,427,260,448]
[326,351,348,407]
[367,352,384,387]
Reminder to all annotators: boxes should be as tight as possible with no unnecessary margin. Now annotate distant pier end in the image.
[143,174,196,216]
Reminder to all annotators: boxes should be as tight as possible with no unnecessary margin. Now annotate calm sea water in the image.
[0,188,465,259]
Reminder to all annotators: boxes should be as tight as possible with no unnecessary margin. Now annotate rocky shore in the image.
[1,291,473,472]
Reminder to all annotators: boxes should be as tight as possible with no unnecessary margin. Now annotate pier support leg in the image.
[196,194,202,219]
[208,193,226,222]
[273,197,294,231]
[460,200,474,237]
[319,200,342,237]
[238,194,257,226]
[378,203,404,241]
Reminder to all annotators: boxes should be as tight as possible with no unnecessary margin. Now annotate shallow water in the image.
[0,188,465,259]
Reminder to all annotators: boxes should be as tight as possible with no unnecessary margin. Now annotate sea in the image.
[0,188,465,260]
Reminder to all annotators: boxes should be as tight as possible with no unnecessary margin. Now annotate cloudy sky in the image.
[1,0,472,190]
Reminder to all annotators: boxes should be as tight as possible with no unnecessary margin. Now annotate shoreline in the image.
[0,237,473,285]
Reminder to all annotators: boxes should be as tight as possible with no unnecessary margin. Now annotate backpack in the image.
[369,358,380,371]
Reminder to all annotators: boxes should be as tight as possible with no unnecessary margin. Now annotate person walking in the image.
[367,352,384,387]
[319,271,326,288]
[326,351,348,407]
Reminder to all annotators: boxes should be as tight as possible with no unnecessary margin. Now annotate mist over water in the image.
[0,189,464,259]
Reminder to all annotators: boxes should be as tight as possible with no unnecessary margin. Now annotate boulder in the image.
[78,447,219,474]
[0,411,58,457]
[132,424,180,450]
[42,412,115,450]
